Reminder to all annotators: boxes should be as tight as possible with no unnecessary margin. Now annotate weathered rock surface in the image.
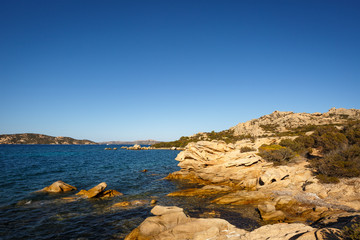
[125,206,247,240]
[77,182,107,198]
[166,139,360,223]
[231,107,360,137]
[303,179,360,211]
[167,139,315,191]
[40,180,77,193]
[241,223,314,240]
[112,200,150,208]
[126,206,357,240]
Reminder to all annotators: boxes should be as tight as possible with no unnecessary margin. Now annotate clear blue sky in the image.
[1,0,359,142]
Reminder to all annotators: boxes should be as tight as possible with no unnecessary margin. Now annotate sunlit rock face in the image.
[40,180,77,193]
[166,138,360,223]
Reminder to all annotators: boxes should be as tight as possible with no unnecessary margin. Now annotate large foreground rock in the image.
[125,206,358,240]
[40,180,77,193]
[125,205,247,240]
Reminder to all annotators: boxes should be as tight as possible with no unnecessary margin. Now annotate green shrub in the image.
[258,144,296,165]
[279,135,314,156]
[343,223,360,240]
[152,129,254,148]
[311,145,360,180]
[295,135,315,148]
[240,146,256,153]
[316,174,340,184]
[152,136,193,148]
[260,124,279,132]
[277,125,318,137]
[312,126,348,153]
[344,121,360,145]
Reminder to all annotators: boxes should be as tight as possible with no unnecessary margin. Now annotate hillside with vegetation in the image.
[153,108,360,147]
[258,120,360,182]
[0,133,97,145]
[153,108,360,183]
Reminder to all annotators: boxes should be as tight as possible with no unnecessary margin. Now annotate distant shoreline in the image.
[99,140,161,145]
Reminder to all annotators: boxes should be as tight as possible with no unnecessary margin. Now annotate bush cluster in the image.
[275,124,318,137]
[277,121,360,182]
[312,145,360,181]
[258,144,296,165]
[279,135,314,156]
[343,223,360,240]
[152,129,254,148]
[152,136,195,148]
[260,124,279,132]
[240,146,257,153]
[311,126,348,152]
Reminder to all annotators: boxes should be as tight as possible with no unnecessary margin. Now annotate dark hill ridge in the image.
[0,133,96,145]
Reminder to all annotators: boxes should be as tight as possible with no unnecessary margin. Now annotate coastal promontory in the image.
[129,108,360,239]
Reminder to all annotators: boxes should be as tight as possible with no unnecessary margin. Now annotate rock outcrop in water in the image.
[100,139,161,145]
[40,180,77,193]
[76,182,123,198]
[0,133,96,145]
[39,181,123,199]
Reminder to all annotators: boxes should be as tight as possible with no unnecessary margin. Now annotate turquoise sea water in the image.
[0,145,260,239]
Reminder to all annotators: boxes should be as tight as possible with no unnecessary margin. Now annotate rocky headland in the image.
[0,133,96,145]
[126,108,360,239]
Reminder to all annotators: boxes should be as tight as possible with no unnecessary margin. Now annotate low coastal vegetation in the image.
[343,222,360,240]
[240,146,257,153]
[259,121,360,183]
[258,144,296,165]
[152,129,253,148]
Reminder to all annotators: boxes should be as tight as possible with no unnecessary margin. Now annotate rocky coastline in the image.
[125,139,360,239]
[125,108,360,240]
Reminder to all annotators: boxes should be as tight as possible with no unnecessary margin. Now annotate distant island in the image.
[0,133,97,145]
[99,139,161,145]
